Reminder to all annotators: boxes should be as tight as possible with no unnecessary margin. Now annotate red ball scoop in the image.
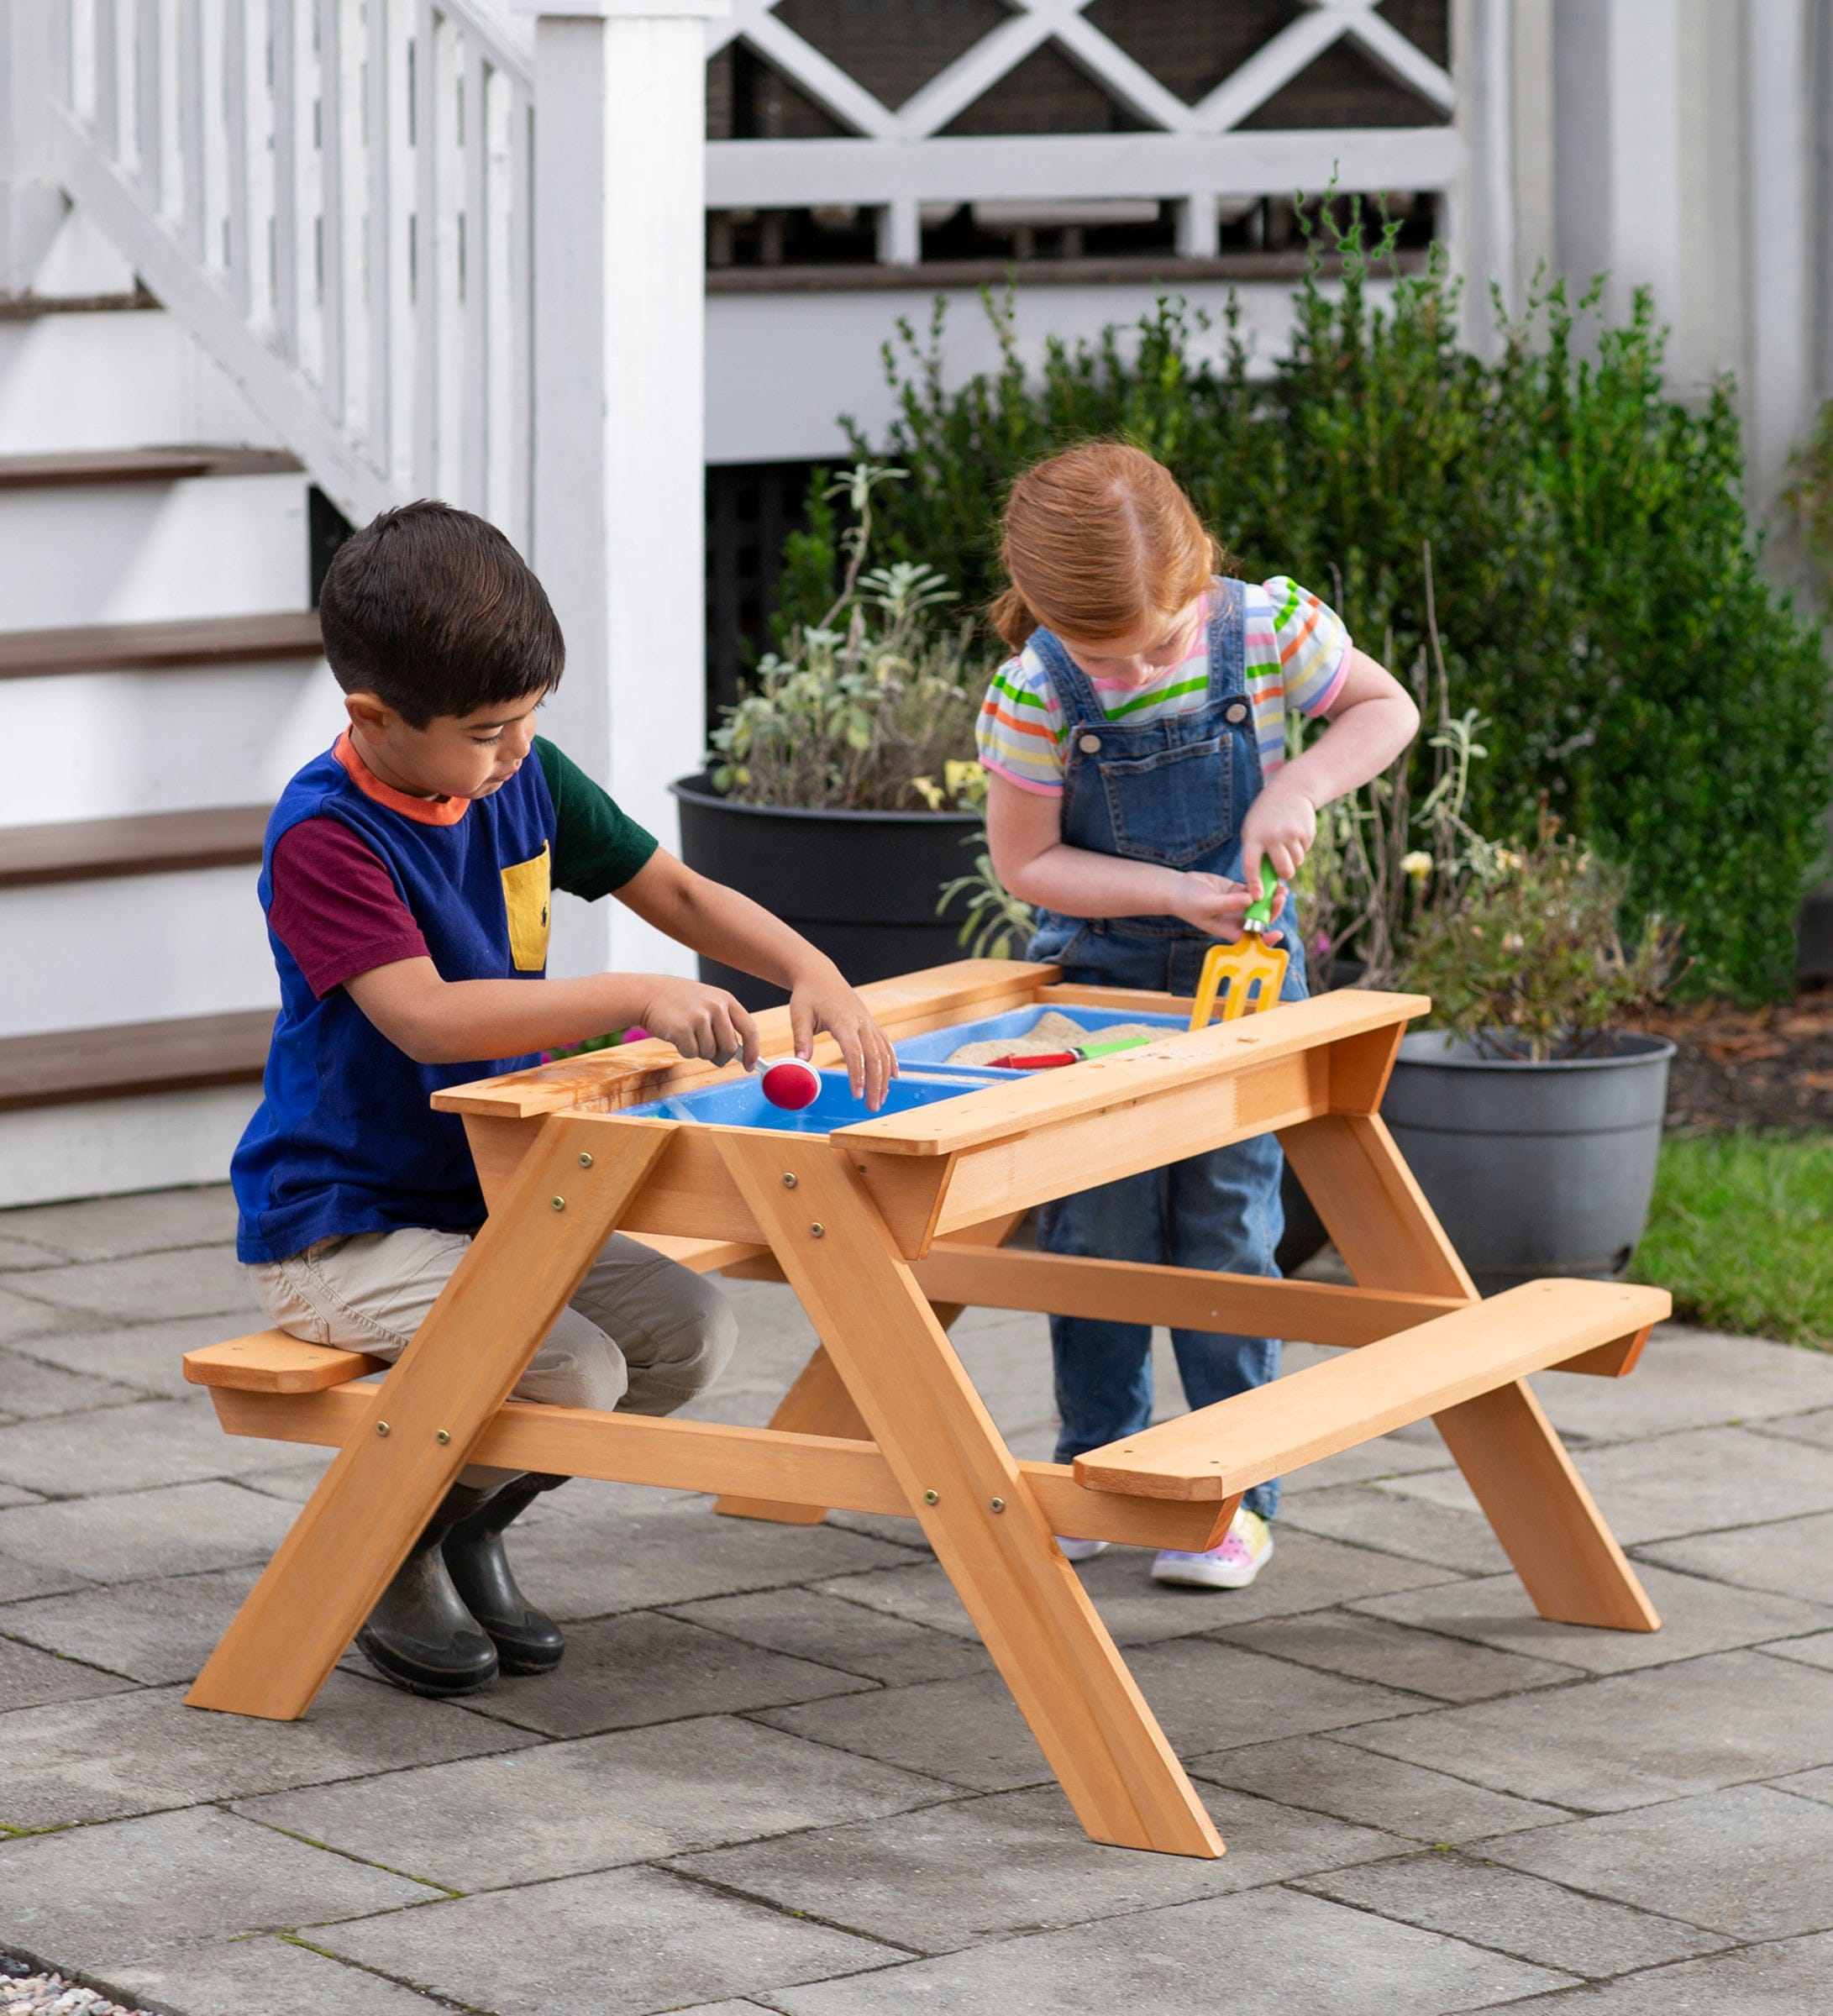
[759,1058,822,1110]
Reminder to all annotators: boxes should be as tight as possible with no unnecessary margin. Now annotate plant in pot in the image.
[1385,811,1679,1294]
[674,465,990,1009]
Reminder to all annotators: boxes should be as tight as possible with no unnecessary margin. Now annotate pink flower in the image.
[622,1025,651,1043]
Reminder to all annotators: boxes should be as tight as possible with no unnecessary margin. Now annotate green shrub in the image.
[776,222,1831,1000]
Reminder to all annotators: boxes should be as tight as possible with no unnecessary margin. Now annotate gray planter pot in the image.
[1384,1030,1675,1296]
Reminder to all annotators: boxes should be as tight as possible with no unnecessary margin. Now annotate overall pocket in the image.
[1098,739,1232,869]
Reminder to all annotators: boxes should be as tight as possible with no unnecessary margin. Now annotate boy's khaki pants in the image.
[248,1226,738,1487]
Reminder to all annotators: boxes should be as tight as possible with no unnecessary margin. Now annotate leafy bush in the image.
[1784,397,1833,601]
[712,466,986,812]
[776,223,1832,1000]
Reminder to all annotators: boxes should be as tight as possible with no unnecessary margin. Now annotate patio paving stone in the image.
[4,1244,260,1325]
[0,1480,297,1583]
[764,1884,1570,2015]
[1641,1510,1833,1604]
[0,1284,90,1347]
[1473,1782,1833,1940]
[490,1490,911,1621]
[1465,1930,1833,2013]
[1764,1629,1833,1672]
[9,1312,244,1400]
[103,1936,458,2016]
[668,1781,1399,1954]
[1190,1734,1569,1840]
[0,1630,134,1710]
[0,1806,437,1970]
[1211,1608,1581,1702]
[0,1564,264,1684]
[458,1609,875,1738]
[0,1345,144,1420]
[1526,1326,1833,1441]
[1352,1560,1833,1672]
[1339,1649,1833,1811]
[664,1585,993,1684]
[1757,1405,1833,1452]
[1373,1425,1833,1546]
[1277,1483,1514,1573]
[232,1715,949,1891]
[0,1184,237,1262]
[313,1863,895,2016]
[0,1672,535,1828]
[1298,1848,1730,1976]
[0,1394,324,1496]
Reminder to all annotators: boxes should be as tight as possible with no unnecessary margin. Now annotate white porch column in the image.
[529,0,726,982]
[1452,0,1517,354]
[0,0,65,292]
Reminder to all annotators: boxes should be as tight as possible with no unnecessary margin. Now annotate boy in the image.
[233,501,896,1698]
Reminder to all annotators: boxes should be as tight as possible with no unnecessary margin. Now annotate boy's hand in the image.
[789,966,897,1110]
[1171,873,1286,944]
[638,977,759,1071]
[1240,779,1317,894]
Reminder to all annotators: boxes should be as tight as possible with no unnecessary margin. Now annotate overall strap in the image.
[1028,627,1108,727]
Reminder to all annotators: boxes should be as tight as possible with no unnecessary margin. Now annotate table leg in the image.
[186,1118,671,1719]
[722,1133,1221,1859]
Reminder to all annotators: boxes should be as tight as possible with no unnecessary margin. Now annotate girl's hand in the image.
[638,977,759,1070]
[789,968,898,1110]
[1170,873,1285,943]
[1240,780,1317,895]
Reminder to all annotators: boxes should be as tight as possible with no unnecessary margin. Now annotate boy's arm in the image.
[1238,648,1420,891]
[344,958,757,1071]
[614,851,895,1105]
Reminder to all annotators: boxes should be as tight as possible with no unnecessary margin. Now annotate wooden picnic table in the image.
[181,961,1667,1860]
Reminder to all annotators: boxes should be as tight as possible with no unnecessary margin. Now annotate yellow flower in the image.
[1401,851,1433,882]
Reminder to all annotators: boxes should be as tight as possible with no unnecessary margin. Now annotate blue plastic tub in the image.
[620,1068,987,1134]
[895,1004,1184,1076]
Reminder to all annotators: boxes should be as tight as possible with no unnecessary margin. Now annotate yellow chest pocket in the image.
[501,843,552,972]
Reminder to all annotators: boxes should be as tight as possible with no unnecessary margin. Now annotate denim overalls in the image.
[1024,580,1307,1521]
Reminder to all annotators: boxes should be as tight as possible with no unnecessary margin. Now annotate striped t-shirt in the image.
[976,577,1351,796]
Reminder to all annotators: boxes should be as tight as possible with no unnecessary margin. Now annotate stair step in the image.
[0,806,272,890]
[0,445,302,489]
[0,1009,273,1113]
[0,611,323,680]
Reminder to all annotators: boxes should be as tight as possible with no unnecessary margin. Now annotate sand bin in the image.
[946,1011,1166,1067]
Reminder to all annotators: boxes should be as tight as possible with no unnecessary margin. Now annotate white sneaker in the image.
[1151,1508,1273,1590]
[1055,1536,1109,1563]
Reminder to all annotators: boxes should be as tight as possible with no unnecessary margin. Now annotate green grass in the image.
[1631,1131,1833,1347]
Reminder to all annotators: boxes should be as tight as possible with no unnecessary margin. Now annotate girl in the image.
[977,443,1419,1589]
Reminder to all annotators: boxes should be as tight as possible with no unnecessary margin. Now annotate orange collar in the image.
[334,731,470,827]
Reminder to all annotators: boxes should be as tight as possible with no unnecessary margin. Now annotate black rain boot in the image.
[355,1483,502,1698]
[442,1472,568,1675]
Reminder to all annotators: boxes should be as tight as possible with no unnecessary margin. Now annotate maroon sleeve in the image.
[269,816,431,998]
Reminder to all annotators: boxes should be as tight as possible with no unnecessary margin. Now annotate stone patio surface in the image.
[3,1184,1833,2014]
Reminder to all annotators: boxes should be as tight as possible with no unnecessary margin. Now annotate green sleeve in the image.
[535,737,659,900]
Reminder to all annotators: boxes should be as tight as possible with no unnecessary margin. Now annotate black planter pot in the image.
[671,774,981,1011]
[1384,1030,1676,1296]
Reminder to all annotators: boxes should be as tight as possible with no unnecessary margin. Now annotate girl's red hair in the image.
[990,442,1225,652]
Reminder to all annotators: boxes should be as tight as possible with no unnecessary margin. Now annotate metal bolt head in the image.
[551,1195,566,1211]
[436,1430,450,1445]
[578,1152,593,1168]
[376,1421,391,1436]
[990,1497,1006,1512]
[810,1221,825,1238]
[923,1489,939,1505]
[782,1172,798,1188]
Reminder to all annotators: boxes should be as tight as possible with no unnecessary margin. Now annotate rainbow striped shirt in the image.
[975,577,1350,796]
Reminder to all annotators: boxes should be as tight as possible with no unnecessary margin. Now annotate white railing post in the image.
[528,0,724,983]
[0,0,66,292]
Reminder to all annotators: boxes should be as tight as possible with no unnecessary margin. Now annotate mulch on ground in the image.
[1647,990,1833,1133]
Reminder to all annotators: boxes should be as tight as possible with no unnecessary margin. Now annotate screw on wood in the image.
[990,1498,1006,1512]
[436,1430,450,1444]
[579,1152,593,1168]
[376,1421,390,1436]
[551,1196,566,1211]
[782,1172,797,1188]
[923,1489,939,1504]
[810,1222,825,1237]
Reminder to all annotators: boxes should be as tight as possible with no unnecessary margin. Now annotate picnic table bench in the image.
[181,961,1667,1860]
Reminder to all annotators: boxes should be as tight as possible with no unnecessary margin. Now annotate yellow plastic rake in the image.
[1190,864,1290,1027]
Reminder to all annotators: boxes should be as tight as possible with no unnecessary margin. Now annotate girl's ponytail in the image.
[990,585,1040,652]
[994,442,1224,650]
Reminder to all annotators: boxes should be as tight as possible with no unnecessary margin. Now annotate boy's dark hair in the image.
[318,500,565,726]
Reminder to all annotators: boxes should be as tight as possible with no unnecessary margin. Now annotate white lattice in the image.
[706,0,1461,260]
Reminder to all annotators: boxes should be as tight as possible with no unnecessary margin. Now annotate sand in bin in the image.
[946,1012,1165,1068]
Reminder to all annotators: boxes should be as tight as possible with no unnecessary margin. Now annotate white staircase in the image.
[0,0,717,1209]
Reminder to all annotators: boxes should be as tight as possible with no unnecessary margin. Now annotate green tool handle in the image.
[1242,861,1279,936]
